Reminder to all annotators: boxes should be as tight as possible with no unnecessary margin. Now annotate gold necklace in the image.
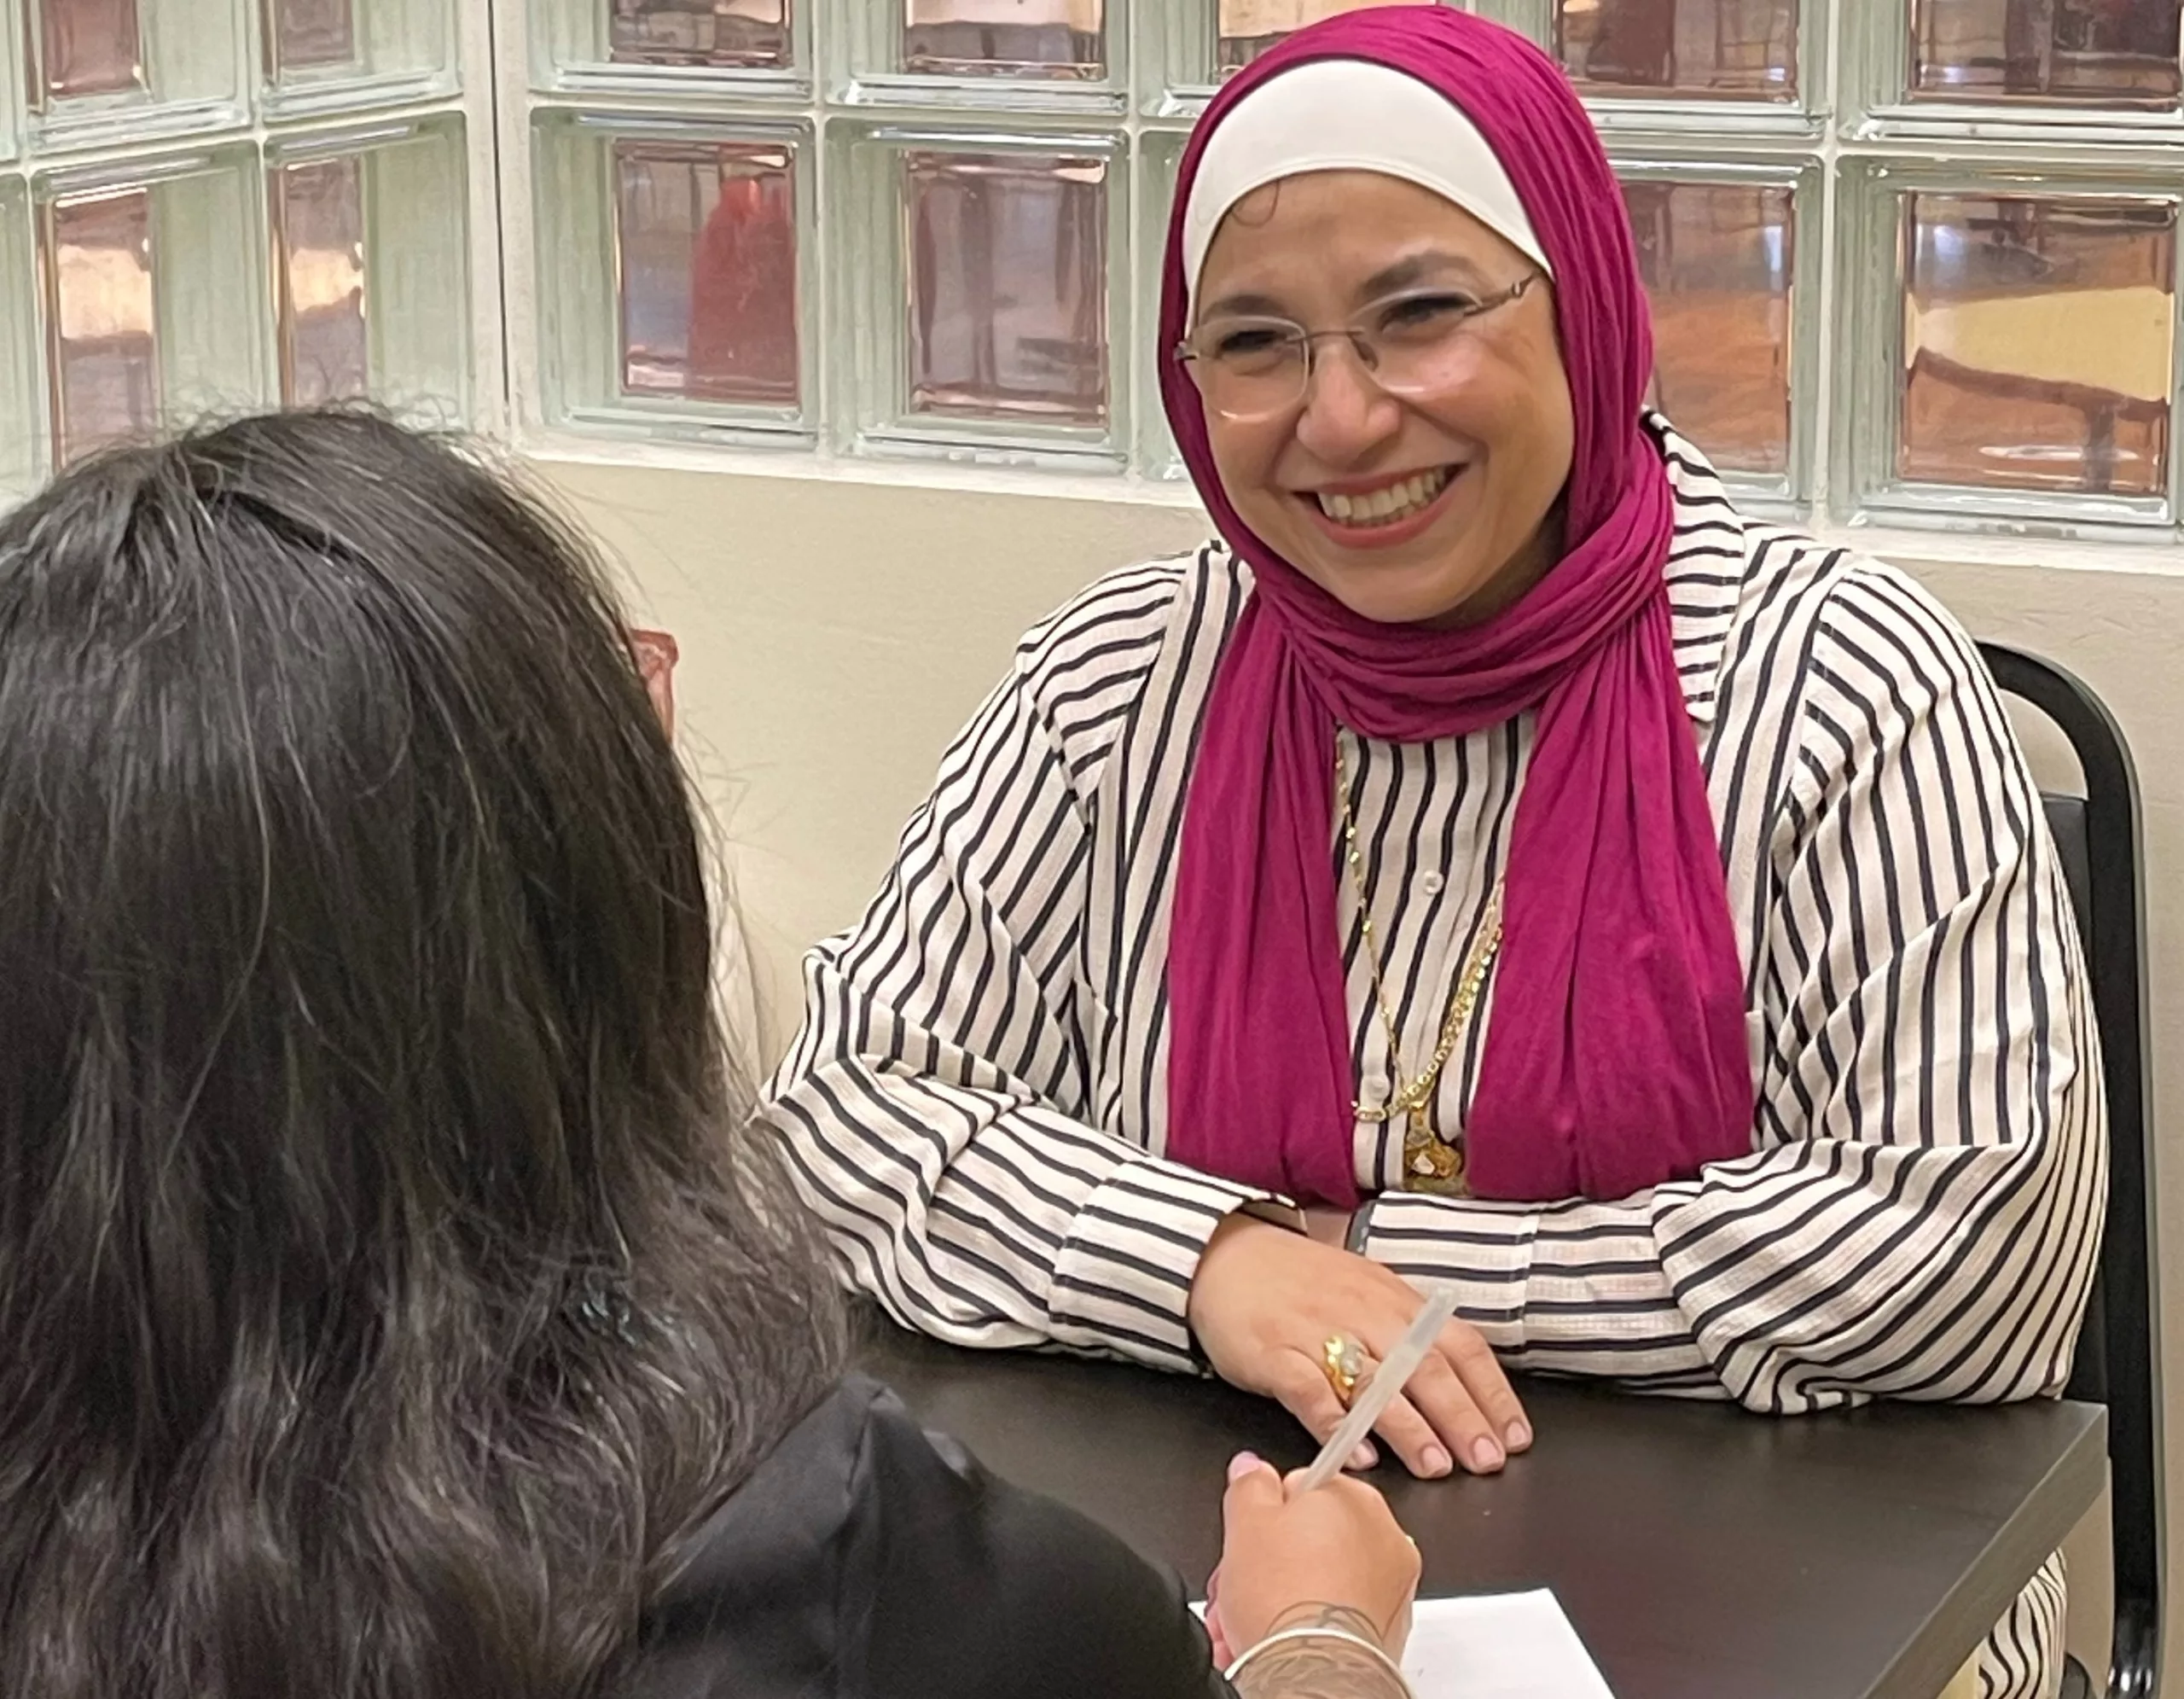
[1335,730,1506,1196]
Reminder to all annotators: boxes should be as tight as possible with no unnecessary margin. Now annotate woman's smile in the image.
[1295,463,1467,550]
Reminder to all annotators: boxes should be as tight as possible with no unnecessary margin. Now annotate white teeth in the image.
[1315,467,1453,528]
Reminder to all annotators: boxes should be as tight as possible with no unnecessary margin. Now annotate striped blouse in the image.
[763,424,2103,1698]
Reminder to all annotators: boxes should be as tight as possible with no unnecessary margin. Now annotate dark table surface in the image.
[864,1327,2106,1699]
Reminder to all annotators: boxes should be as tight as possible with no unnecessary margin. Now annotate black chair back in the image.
[1981,643,2162,1699]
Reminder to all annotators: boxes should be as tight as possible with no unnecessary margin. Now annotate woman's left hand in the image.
[1188,1213,1531,1479]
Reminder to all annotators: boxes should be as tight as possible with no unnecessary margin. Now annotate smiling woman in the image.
[762,13,2103,1699]
[1179,170,1568,629]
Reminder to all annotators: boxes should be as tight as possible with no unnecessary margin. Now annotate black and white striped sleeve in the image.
[1356,564,2106,1414]
[759,566,1266,1373]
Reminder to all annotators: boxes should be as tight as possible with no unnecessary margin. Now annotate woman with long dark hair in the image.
[0,410,1419,1699]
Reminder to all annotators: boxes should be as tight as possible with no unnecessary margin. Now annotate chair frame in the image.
[1981,643,2163,1699]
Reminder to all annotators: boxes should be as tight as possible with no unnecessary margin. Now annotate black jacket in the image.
[623,1375,1232,1698]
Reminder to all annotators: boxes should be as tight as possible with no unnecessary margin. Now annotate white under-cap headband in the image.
[1181,59,1551,315]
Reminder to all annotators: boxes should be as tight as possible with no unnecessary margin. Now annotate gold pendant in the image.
[1403,1103,1468,1196]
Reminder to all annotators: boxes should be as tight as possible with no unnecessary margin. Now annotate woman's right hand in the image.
[1211,1452,1420,1666]
[1188,1213,1530,1481]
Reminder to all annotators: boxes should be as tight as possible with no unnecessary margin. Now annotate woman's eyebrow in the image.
[1197,288,1291,320]
[1358,250,1489,296]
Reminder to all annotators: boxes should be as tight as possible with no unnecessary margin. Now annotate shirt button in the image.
[1420,870,1446,894]
[1361,1072,1391,1100]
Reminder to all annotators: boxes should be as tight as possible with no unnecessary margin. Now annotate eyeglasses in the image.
[1173,273,1542,423]
[627,626,679,738]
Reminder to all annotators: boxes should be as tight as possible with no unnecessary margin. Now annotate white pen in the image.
[1294,1283,1464,1494]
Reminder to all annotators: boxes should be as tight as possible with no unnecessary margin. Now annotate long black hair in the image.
[0,410,844,1699]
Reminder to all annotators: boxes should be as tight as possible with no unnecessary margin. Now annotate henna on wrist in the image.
[1264,1604,1391,1643]
[1227,1604,1413,1699]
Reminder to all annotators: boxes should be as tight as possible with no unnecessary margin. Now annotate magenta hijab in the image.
[1160,10,1755,1209]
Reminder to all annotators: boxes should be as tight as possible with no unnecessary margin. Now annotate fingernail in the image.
[1472,1437,1505,1471]
[1349,1440,1378,1472]
[1422,1445,1452,1477]
[1506,1421,1532,1451]
[1228,1451,1262,1482]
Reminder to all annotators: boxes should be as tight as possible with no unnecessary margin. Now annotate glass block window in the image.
[38,0,146,101]
[0,177,40,492]
[1855,0,2184,122]
[1899,193,2173,497]
[900,2,1107,80]
[825,125,1123,463]
[272,156,370,406]
[24,0,244,148]
[533,112,813,442]
[1217,2,1418,76]
[512,0,2184,533]
[902,148,1110,426]
[263,0,457,116]
[1839,161,2180,526]
[41,185,160,459]
[611,0,793,69]
[1619,168,1811,481]
[1558,0,1800,102]
[269,0,357,74]
[0,0,472,496]
[270,119,471,410]
[1908,0,2181,108]
[615,138,800,408]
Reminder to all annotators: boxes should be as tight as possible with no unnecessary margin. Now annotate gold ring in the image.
[1322,1333,1367,1407]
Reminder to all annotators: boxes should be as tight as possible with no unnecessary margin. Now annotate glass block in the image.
[1908,0,2181,107]
[25,0,245,146]
[1135,130,1188,474]
[0,15,20,163]
[1153,0,1445,104]
[273,157,367,404]
[270,121,465,416]
[261,0,456,111]
[901,0,1107,79]
[1558,0,1798,100]
[0,180,43,493]
[36,0,143,99]
[532,113,812,442]
[531,0,801,88]
[33,150,268,467]
[1623,177,1797,476]
[903,149,1108,427]
[1897,192,2173,497]
[617,139,799,406]
[268,119,469,418]
[1217,0,1431,76]
[42,187,159,461]
[270,0,355,70]
[834,128,1122,465]
[834,0,1119,109]
[609,0,791,67]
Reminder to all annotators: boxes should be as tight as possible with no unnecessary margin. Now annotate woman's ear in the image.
[628,629,680,740]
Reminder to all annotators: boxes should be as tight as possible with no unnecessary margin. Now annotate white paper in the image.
[1201,1591,1615,1699]
[1395,1591,1616,1699]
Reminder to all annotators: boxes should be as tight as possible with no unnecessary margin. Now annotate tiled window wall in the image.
[11,2,2184,544]
[0,0,477,496]
[506,3,2184,537]
[514,0,2184,539]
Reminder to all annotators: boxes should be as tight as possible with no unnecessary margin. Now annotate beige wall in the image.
[539,453,2181,1681]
